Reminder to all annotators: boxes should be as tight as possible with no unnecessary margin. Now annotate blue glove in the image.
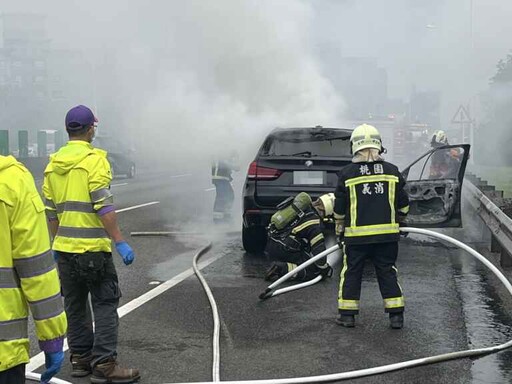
[116,241,135,265]
[41,351,64,383]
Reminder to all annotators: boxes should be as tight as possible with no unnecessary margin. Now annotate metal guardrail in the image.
[464,176,512,267]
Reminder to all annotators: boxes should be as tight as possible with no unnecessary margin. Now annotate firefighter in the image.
[0,155,67,384]
[43,105,140,383]
[265,193,334,281]
[334,124,409,329]
[211,150,239,223]
[429,130,460,179]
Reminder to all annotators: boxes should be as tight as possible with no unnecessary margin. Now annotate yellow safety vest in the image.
[44,140,114,253]
[0,156,67,372]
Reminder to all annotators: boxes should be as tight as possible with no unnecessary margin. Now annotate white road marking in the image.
[111,182,129,187]
[170,173,192,179]
[204,187,216,192]
[115,201,160,213]
[27,251,225,371]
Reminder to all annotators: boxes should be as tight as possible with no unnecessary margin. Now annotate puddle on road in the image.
[451,252,512,384]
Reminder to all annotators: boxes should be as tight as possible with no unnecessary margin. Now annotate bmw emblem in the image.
[305,160,313,168]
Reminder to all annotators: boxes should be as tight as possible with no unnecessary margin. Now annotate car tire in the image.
[127,164,136,179]
[242,225,267,254]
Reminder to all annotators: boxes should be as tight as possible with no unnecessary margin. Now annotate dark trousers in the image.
[0,364,25,384]
[57,252,121,367]
[213,179,234,220]
[338,242,404,315]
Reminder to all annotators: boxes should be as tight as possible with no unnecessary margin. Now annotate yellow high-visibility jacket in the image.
[43,140,114,253]
[0,156,67,372]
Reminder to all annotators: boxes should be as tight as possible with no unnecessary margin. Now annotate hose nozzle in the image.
[259,288,273,300]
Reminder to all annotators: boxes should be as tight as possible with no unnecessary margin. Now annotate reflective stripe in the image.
[56,201,95,214]
[388,180,396,224]
[29,293,64,321]
[349,185,357,228]
[337,250,348,303]
[0,318,28,341]
[0,268,20,288]
[57,226,109,239]
[291,219,320,234]
[310,233,324,246]
[338,299,359,310]
[384,296,405,309]
[44,198,56,209]
[333,212,345,220]
[90,188,112,203]
[97,196,114,206]
[345,175,399,187]
[13,250,55,279]
[399,205,410,214]
[344,223,399,237]
[46,210,58,220]
[287,263,297,272]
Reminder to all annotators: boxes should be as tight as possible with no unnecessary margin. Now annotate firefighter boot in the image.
[71,352,93,377]
[336,314,355,328]
[264,262,286,281]
[90,357,140,384]
[389,313,404,329]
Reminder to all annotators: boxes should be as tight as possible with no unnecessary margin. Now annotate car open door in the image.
[401,144,470,228]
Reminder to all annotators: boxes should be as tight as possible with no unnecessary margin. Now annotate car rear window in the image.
[260,130,351,157]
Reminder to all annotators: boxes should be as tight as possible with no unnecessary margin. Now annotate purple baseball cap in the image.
[65,105,97,130]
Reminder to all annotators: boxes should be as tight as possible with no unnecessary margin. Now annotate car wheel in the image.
[128,164,136,179]
[242,225,267,254]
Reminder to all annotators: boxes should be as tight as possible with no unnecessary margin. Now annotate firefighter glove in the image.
[115,241,135,265]
[320,264,333,279]
[41,351,64,383]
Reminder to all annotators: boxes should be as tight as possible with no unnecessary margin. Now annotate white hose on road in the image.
[173,227,512,384]
[259,245,339,299]
[267,275,323,298]
[193,243,221,382]
[25,372,72,384]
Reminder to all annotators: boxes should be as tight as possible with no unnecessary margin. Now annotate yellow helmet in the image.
[350,124,382,154]
[431,130,448,146]
[317,193,335,218]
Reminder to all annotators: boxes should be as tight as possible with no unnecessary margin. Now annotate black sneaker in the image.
[70,352,93,377]
[335,314,355,327]
[389,313,404,329]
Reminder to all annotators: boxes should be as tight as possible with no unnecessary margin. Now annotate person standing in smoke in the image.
[211,150,239,223]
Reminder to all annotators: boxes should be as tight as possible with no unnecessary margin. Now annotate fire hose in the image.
[174,227,512,384]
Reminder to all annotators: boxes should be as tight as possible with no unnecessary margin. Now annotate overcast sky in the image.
[1,0,511,163]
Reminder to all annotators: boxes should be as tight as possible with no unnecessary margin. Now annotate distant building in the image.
[0,13,94,149]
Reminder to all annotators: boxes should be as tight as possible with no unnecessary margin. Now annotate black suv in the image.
[242,126,352,253]
[94,136,136,179]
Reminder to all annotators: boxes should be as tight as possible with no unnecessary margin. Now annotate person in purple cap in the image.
[43,105,140,383]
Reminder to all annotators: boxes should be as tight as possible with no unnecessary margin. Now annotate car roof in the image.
[268,126,352,139]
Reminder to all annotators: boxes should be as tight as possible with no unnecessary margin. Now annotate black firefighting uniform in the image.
[267,208,330,281]
[334,161,409,315]
[211,159,235,221]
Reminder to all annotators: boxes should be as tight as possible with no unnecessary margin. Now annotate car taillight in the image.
[247,161,282,180]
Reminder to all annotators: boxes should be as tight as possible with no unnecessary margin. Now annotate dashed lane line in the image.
[27,250,225,371]
[115,201,160,213]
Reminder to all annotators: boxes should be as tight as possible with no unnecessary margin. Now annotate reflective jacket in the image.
[268,208,329,273]
[334,161,409,244]
[43,141,114,253]
[0,156,67,372]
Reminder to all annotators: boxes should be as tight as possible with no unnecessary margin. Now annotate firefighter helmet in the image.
[431,130,448,147]
[350,124,382,154]
[316,193,335,218]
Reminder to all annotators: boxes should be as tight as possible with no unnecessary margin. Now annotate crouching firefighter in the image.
[265,192,334,281]
[334,124,409,329]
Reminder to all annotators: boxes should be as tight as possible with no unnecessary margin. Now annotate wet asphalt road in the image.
[28,169,512,384]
